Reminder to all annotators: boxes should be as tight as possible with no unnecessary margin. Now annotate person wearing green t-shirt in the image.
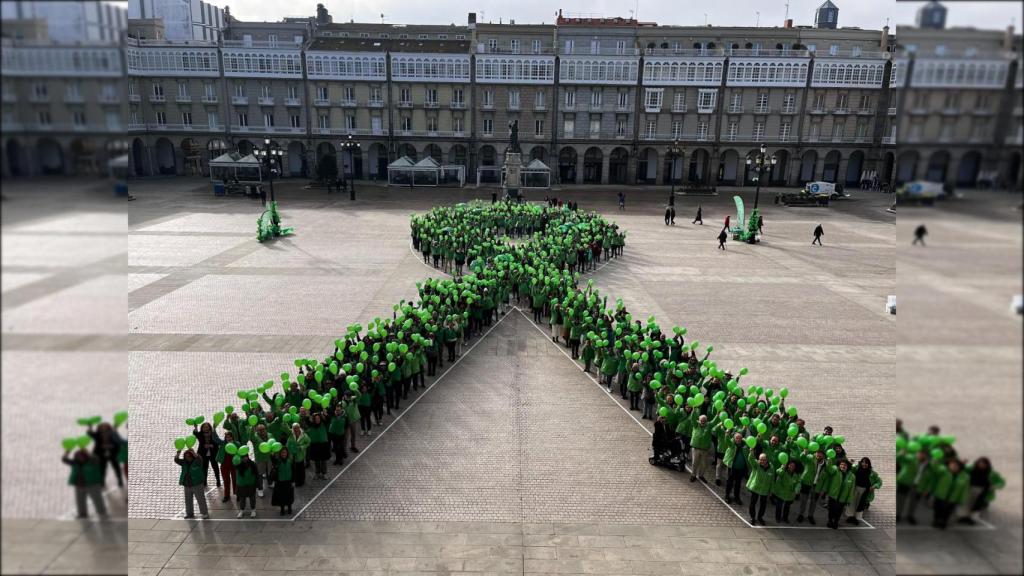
[63,448,108,518]
[722,433,747,505]
[344,395,361,453]
[825,459,856,529]
[328,404,348,465]
[746,452,775,525]
[234,452,260,518]
[357,385,373,436]
[286,424,310,488]
[174,449,209,519]
[304,412,330,480]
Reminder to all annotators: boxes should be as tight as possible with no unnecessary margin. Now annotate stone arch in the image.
[895,150,919,184]
[583,146,603,184]
[368,143,388,180]
[529,145,547,165]
[609,147,629,184]
[956,150,981,187]
[845,150,865,186]
[822,150,841,183]
[770,149,789,185]
[181,137,202,175]
[424,143,443,163]
[718,149,740,185]
[637,147,658,184]
[154,137,176,175]
[236,139,254,156]
[925,151,950,183]
[131,138,146,176]
[37,138,65,175]
[479,145,497,166]
[287,141,306,177]
[799,150,817,183]
[448,144,468,168]
[688,148,710,184]
[397,143,417,161]
[5,138,25,177]
[70,138,97,175]
[558,146,578,184]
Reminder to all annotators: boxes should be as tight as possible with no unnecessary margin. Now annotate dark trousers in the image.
[427,355,437,376]
[726,467,746,502]
[329,432,347,463]
[372,394,384,424]
[314,458,327,476]
[358,406,372,432]
[827,497,845,528]
[813,235,822,245]
[570,339,580,358]
[386,385,397,412]
[101,455,125,487]
[201,454,221,488]
[446,342,456,362]
[619,374,628,399]
[629,391,640,410]
[775,498,792,522]
[933,498,955,528]
[749,492,768,521]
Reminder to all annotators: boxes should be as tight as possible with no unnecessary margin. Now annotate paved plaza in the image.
[1,177,1019,574]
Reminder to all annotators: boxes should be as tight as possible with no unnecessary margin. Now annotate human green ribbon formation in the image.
[896,429,1004,505]
[185,201,863,485]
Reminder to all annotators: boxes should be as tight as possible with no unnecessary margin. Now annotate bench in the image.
[678,183,717,196]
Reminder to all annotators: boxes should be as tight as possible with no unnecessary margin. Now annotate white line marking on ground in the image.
[514,306,876,531]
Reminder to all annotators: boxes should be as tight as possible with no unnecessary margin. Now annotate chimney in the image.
[1005,25,1015,51]
[881,25,889,49]
[468,12,476,25]
[784,18,793,28]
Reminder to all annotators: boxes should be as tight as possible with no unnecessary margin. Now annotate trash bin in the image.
[213,182,226,196]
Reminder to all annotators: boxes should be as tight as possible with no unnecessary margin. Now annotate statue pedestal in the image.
[502,151,523,200]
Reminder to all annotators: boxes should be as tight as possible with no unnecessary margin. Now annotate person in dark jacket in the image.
[718,228,728,250]
[87,421,124,488]
[174,449,209,519]
[192,422,222,489]
[270,448,294,515]
[63,447,108,518]
[913,224,927,246]
[812,224,824,245]
[692,205,703,225]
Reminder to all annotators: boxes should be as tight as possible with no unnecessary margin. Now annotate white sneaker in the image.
[237,511,244,518]
[250,510,256,518]
[257,489,263,498]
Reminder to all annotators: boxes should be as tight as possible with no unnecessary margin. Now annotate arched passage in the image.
[895,151,918,184]
[925,151,950,183]
[529,146,547,165]
[799,150,817,183]
[882,152,895,185]
[37,138,64,175]
[287,141,306,177]
[132,138,146,176]
[424,144,442,163]
[368,143,388,180]
[638,147,658,184]
[155,137,175,175]
[688,148,710,183]
[181,137,202,175]
[479,145,498,183]
[6,138,24,177]
[397,143,417,161]
[609,147,628,184]
[822,150,841,183]
[718,150,739,185]
[449,144,468,168]
[583,147,603,184]
[770,150,789,185]
[316,142,338,182]
[558,147,578,183]
[845,150,865,186]
[70,139,97,175]
[956,151,981,187]
[236,139,254,156]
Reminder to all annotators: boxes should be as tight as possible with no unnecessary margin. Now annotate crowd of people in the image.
[62,412,128,518]
[896,419,1004,529]
[163,200,968,530]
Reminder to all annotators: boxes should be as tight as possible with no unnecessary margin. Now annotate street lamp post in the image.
[341,134,361,201]
[745,143,777,210]
[666,139,683,196]
[257,138,282,203]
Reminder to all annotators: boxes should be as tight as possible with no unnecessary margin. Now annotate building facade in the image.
[1,2,1020,190]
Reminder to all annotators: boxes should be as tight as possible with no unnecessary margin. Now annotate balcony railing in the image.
[481,102,494,110]
[64,93,84,103]
[671,105,687,113]
[175,95,192,103]
[857,107,874,115]
[887,106,897,115]
[534,104,547,111]
[341,99,358,107]
[231,96,248,105]
[449,101,466,109]
[564,46,640,56]
[129,94,141,102]
[971,109,994,116]
[284,97,301,106]
[2,92,17,103]
[562,103,576,111]
[202,95,218,103]
[781,105,796,114]
[754,106,769,114]
[313,98,330,106]
[397,101,413,108]
[881,136,896,144]
[643,105,661,113]
[728,106,743,114]
[810,107,826,114]
[639,132,711,141]
[508,103,520,111]
[258,97,275,106]
[644,48,723,57]
[833,108,849,115]
[149,94,166,102]
[29,93,49,103]
[940,107,959,115]
[368,99,384,108]
[424,101,440,109]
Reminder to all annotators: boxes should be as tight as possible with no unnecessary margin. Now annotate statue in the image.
[508,120,521,154]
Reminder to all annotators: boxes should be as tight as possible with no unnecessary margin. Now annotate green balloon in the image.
[723,418,735,430]
[740,416,750,426]
[834,435,845,445]
[930,448,944,460]
[185,417,194,426]
[907,441,922,453]
[674,394,684,406]
[826,449,836,459]
[808,441,820,452]
[737,399,746,410]
[225,405,234,414]
[237,445,249,456]
[895,436,907,450]
[302,399,312,410]
[259,442,270,453]
[248,415,258,426]
[272,441,283,453]
[649,380,661,390]
[796,437,808,449]
[349,382,359,391]
[779,387,788,398]
[756,423,767,435]
[174,437,186,450]
[62,437,78,451]
[232,455,242,466]
[778,452,789,465]
[184,435,197,448]
[658,407,669,418]
[786,406,797,417]
[225,443,238,455]
[745,436,757,449]
[787,426,798,437]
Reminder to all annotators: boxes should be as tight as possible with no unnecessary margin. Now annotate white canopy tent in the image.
[388,156,465,187]
[209,152,263,184]
[522,158,552,189]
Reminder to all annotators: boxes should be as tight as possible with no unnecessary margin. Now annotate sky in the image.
[220,0,1021,31]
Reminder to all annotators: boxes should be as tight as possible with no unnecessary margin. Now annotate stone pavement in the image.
[894,194,1022,575]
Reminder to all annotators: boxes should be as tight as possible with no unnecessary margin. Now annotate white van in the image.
[804,181,837,199]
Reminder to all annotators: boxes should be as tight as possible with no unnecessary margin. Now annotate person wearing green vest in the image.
[328,403,348,465]
[689,412,717,483]
[356,384,373,436]
[745,452,774,525]
[626,365,643,411]
[931,458,967,529]
[581,337,595,374]
[224,412,250,446]
[825,459,856,529]
[904,448,936,525]
[722,433,747,505]
[286,424,310,488]
[598,346,617,390]
[249,425,273,496]
[344,395,361,453]
[270,448,294,515]
[796,449,828,525]
[174,448,209,519]
[772,460,801,524]
[63,448,108,518]
[550,300,562,343]
[234,452,260,518]
[305,412,330,480]
[847,456,882,525]
[895,447,920,523]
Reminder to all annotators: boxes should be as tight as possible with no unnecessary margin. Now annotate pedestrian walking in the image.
[718,228,728,250]
[757,214,764,236]
[913,224,927,246]
[617,192,625,211]
[259,186,267,207]
[724,215,730,230]
[669,205,676,225]
[812,224,824,246]
[664,205,672,226]
[693,205,703,225]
